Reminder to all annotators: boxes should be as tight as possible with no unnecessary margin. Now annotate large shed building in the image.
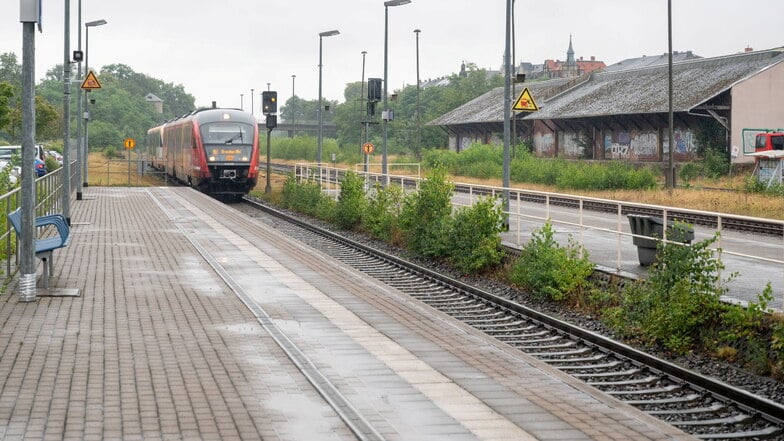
[429,48,784,165]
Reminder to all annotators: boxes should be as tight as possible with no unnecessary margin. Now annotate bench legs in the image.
[37,251,54,289]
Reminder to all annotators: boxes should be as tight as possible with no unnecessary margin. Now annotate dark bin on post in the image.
[628,214,694,266]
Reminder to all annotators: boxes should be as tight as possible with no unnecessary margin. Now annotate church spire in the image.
[566,34,575,65]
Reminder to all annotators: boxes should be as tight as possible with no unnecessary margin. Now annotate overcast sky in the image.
[3,1,784,111]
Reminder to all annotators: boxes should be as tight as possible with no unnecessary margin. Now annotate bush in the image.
[605,234,729,354]
[281,174,326,217]
[448,196,506,273]
[362,183,405,242]
[508,221,594,301]
[718,285,774,374]
[334,171,366,230]
[399,167,454,258]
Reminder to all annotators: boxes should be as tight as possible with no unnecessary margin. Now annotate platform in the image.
[0,187,694,440]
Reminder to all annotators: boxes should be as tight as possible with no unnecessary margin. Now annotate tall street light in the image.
[318,29,340,165]
[502,0,512,224]
[414,28,421,158]
[75,0,84,200]
[382,0,411,184]
[83,18,107,189]
[291,74,296,135]
[360,50,367,156]
[251,88,255,115]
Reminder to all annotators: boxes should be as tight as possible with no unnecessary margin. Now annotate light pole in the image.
[414,28,421,158]
[291,74,296,135]
[318,29,340,165]
[503,0,512,225]
[240,93,244,110]
[83,18,107,189]
[382,0,411,185]
[667,0,675,189]
[360,50,367,155]
[251,88,254,115]
[76,0,84,200]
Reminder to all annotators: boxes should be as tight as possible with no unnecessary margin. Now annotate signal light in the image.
[262,91,277,114]
[367,78,382,102]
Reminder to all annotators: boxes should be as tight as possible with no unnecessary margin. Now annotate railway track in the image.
[273,162,784,237]
[241,197,784,440]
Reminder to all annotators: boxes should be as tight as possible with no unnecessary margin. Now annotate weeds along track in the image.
[273,163,784,236]
[240,197,784,440]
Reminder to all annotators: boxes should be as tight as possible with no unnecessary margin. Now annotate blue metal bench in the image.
[8,209,71,288]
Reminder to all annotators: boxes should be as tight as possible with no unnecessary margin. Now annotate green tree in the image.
[0,82,13,133]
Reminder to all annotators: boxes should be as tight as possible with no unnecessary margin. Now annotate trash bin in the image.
[628,214,694,266]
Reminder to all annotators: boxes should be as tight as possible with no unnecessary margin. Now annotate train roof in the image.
[155,108,256,127]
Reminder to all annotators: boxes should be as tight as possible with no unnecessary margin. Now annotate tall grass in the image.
[269,136,362,164]
[423,144,658,191]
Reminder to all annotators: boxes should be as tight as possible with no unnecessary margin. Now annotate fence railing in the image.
[294,164,784,310]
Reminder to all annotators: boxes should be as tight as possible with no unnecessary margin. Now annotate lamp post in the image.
[251,88,254,115]
[502,0,512,224]
[291,74,296,135]
[667,0,675,189]
[360,50,367,156]
[240,93,244,110]
[382,0,411,185]
[83,18,107,189]
[75,0,84,200]
[318,29,340,165]
[414,28,421,158]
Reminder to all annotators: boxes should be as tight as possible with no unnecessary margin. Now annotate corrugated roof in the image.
[429,48,784,126]
[427,77,576,126]
[602,51,701,72]
[531,49,784,119]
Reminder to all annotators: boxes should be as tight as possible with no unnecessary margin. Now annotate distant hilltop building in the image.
[145,93,164,113]
[420,36,605,87]
[541,35,606,79]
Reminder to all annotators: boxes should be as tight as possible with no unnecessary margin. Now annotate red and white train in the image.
[146,108,259,200]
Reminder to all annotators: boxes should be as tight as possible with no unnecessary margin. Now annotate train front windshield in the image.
[201,122,255,145]
[201,122,255,163]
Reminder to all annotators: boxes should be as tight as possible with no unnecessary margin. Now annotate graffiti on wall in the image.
[603,129,695,160]
[662,130,696,157]
[631,132,657,156]
[604,132,632,158]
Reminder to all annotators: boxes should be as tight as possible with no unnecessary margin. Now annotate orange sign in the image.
[362,142,374,155]
[512,87,539,112]
[124,138,136,150]
[80,70,102,90]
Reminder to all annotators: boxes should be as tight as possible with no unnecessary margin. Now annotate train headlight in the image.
[208,156,216,162]
[242,156,248,161]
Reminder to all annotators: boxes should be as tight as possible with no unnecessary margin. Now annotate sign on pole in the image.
[80,70,102,90]
[512,87,539,112]
[362,142,374,155]
[124,137,136,150]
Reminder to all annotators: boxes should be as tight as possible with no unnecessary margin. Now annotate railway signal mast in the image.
[262,91,278,193]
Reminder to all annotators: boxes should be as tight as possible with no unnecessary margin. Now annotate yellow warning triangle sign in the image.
[512,87,538,112]
[80,70,102,90]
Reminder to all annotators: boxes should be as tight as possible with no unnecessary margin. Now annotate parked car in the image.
[0,145,48,177]
[34,157,47,177]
